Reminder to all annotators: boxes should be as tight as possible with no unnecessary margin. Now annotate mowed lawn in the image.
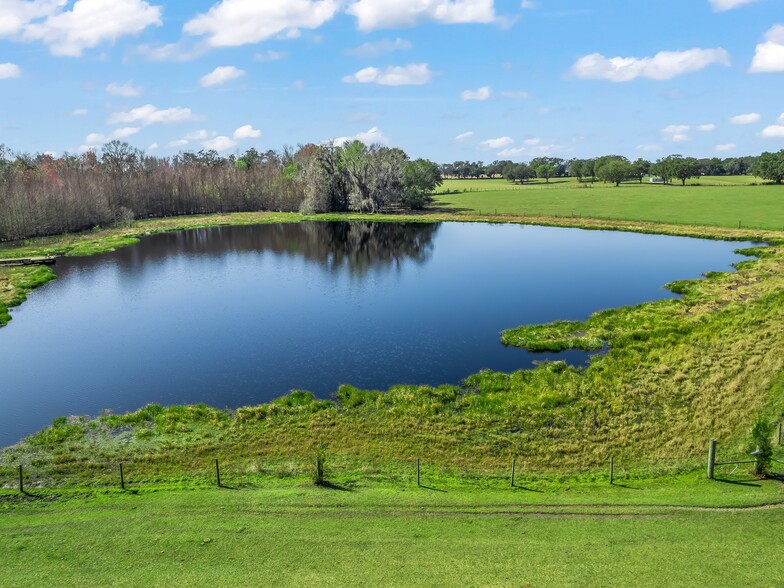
[435,177,784,231]
[2,486,783,588]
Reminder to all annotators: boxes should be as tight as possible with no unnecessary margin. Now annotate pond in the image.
[0,221,755,446]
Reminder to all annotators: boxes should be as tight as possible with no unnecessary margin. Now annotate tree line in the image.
[0,141,442,242]
[441,152,784,185]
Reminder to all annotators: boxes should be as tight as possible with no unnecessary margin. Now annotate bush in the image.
[750,419,774,478]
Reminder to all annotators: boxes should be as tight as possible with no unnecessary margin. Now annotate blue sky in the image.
[1,0,783,162]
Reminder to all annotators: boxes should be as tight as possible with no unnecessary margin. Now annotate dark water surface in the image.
[0,222,754,446]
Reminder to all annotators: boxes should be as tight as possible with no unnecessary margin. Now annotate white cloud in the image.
[347,0,495,30]
[23,0,162,57]
[709,0,757,11]
[167,139,189,148]
[185,130,210,141]
[85,132,106,144]
[0,0,62,37]
[203,136,237,151]
[750,25,784,73]
[662,124,691,142]
[72,108,89,116]
[109,104,194,126]
[184,0,338,47]
[113,127,140,139]
[200,66,246,88]
[345,38,412,58]
[0,63,22,79]
[332,126,390,146]
[780,113,784,123]
[570,48,730,82]
[461,86,491,101]
[520,1,535,8]
[497,147,526,157]
[233,125,261,140]
[715,143,736,151]
[136,42,206,62]
[342,63,432,85]
[148,142,159,151]
[481,136,514,149]
[500,90,529,99]
[697,123,716,132]
[761,125,784,138]
[637,144,662,152]
[106,81,142,97]
[454,131,474,142]
[729,112,761,124]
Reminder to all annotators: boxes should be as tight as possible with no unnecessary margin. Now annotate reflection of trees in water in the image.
[57,222,440,277]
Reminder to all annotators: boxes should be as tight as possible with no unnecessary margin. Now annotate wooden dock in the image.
[0,256,57,267]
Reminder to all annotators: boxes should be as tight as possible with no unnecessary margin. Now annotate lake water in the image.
[0,222,754,446]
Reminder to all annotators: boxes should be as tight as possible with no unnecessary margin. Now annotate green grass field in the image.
[436,177,784,230]
[2,478,784,587]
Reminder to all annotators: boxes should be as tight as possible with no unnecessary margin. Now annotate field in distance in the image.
[435,176,784,231]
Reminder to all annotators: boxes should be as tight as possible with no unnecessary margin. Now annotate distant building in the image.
[649,177,665,183]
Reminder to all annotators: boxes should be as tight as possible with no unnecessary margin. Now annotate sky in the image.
[1,0,783,162]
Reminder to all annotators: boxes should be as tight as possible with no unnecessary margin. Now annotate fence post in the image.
[18,464,23,494]
[610,456,615,485]
[120,463,125,490]
[511,458,516,487]
[215,459,222,488]
[778,422,782,446]
[707,439,717,480]
[416,458,421,487]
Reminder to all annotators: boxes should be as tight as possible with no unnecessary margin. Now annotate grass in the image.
[2,481,784,587]
[435,177,784,230]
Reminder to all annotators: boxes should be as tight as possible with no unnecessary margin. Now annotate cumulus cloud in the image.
[106,81,142,97]
[461,86,491,101]
[697,123,716,131]
[113,127,140,139]
[72,108,89,116]
[136,41,206,62]
[233,125,261,140]
[200,66,246,87]
[570,48,730,82]
[715,143,736,151]
[109,104,194,126]
[184,0,338,47]
[22,0,162,57]
[662,124,691,142]
[332,126,390,146]
[750,25,784,73]
[203,135,237,151]
[147,142,158,151]
[185,130,210,141]
[344,37,412,58]
[709,0,757,10]
[761,125,784,138]
[454,131,474,142]
[497,147,526,157]
[347,0,495,30]
[481,136,513,149]
[167,139,189,148]
[729,112,761,124]
[0,63,22,79]
[342,63,432,85]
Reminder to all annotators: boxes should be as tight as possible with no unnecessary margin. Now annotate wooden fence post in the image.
[610,456,615,485]
[215,459,222,488]
[416,458,421,487]
[707,439,717,480]
[119,463,125,490]
[778,422,782,446]
[18,464,23,494]
[511,458,516,487]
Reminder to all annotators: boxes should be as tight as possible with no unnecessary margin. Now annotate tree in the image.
[402,159,442,209]
[595,157,633,187]
[752,150,784,184]
[535,164,556,183]
[631,158,651,183]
